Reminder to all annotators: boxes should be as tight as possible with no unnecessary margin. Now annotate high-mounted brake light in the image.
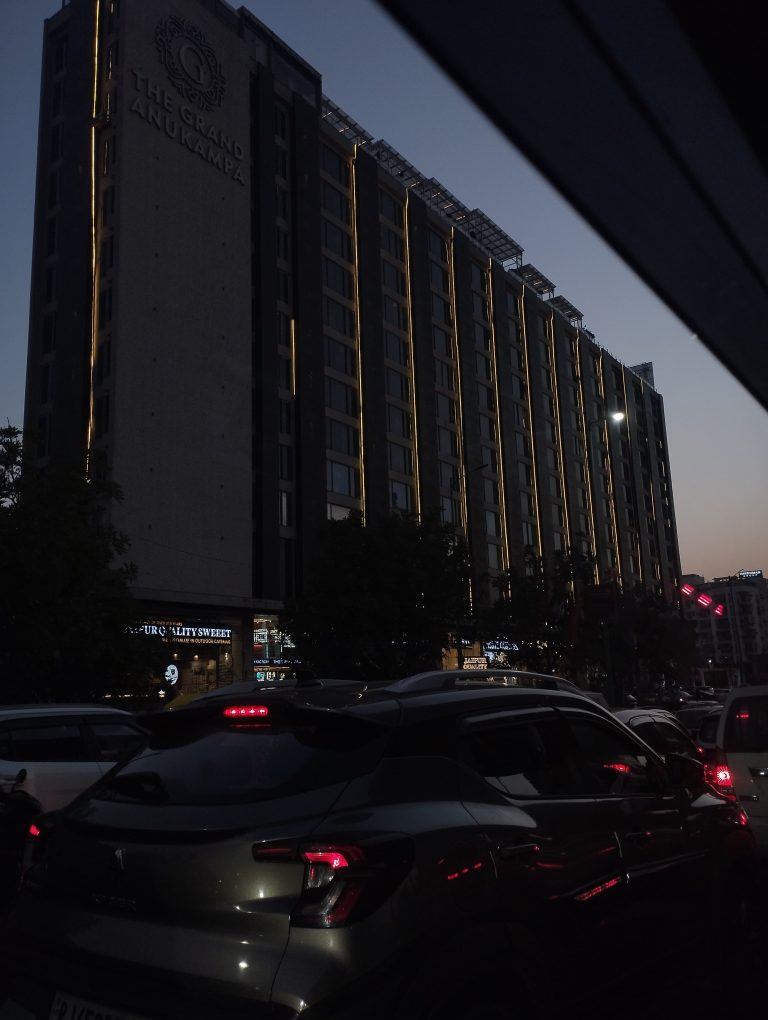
[223,705,269,718]
[736,711,750,721]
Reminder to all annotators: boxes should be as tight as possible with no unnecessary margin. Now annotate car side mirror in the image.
[666,752,704,788]
[15,768,27,786]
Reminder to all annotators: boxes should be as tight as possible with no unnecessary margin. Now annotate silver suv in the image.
[0,677,757,1020]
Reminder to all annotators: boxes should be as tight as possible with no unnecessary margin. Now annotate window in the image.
[385,331,409,366]
[470,262,487,293]
[552,504,564,528]
[460,718,580,798]
[440,460,459,491]
[474,322,491,349]
[428,231,447,261]
[438,426,458,456]
[381,226,404,261]
[566,717,663,796]
[274,104,288,139]
[387,405,411,438]
[518,462,532,487]
[35,413,47,456]
[98,285,112,329]
[379,190,403,226]
[476,353,492,380]
[382,260,405,294]
[95,340,111,384]
[435,360,455,390]
[327,460,360,497]
[478,385,495,411]
[516,433,530,458]
[484,510,500,536]
[39,365,51,405]
[431,293,452,324]
[325,378,357,416]
[549,475,562,498]
[50,124,62,161]
[88,722,144,763]
[326,419,359,456]
[42,313,56,353]
[94,394,110,438]
[487,544,501,570]
[323,220,352,262]
[441,496,461,526]
[522,520,536,546]
[279,490,293,527]
[479,415,496,441]
[323,258,353,298]
[321,145,349,186]
[325,336,356,376]
[436,393,456,423]
[430,261,449,292]
[386,368,409,402]
[521,492,534,517]
[724,696,768,753]
[275,185,289,219]
[52,81,63,118]
[433,326,453,357]
[514,403,528,429]
[279,399,292,435]
[4,723,86,763]
[101,185,115,228]
[323,297,354,337]
[322,182,350,223]
[275,146,288,179]
[279,444,293,480]
[384,296,407,330]
[483,446,498,474]
[472,293,488,321]
[48,170,59,208]
[390,480,412,510]
[388,442,413,475]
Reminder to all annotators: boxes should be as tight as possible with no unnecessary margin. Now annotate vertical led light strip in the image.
[548,314,572,553]
[351,147,366,521]
[622,368,644,586]
[600,354,623,586]
[403,191,421,515]
[86,0,102,475]
[486,259,509,571]
[289,318,297,396]
[448,229,469,536]
[519,290,543,560]
[576,331,599,579]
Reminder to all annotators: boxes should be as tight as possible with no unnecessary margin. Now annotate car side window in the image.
[88,722,145,762]
[565,718,664,795]
[9,722,88,762]
[698,715,719,743]
[652,722,696,756]
[460,719,582,797]
[632,721,667,755]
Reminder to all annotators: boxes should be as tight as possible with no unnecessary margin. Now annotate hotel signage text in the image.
[129,69,245,185]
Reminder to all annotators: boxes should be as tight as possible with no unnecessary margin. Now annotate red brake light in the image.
[736,711,750,720]
[603,762,631,775]
[704,761,734,793]
[302,848,360,870]
[28,823,41,838]
[223,705,269,718]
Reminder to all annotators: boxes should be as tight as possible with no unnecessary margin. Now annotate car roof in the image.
[0,705,133,720]
[613,708,681,725]
[723,685,768,704]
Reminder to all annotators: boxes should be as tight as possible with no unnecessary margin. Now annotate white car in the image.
[705,686,768,855]
[0,705,146,812]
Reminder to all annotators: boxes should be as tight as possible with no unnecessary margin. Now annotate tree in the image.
[0,425,163,702]
[281,511,470,682]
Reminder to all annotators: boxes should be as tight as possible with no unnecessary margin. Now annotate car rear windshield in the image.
[724,697,768,753]
[94,709,389,805]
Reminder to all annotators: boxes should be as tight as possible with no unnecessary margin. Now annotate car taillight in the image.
[252,838,412,928]
[28,823,41,838]
[704,759,735,795]
[223,705,269,718]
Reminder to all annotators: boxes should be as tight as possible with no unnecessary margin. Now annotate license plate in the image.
[48,993,151,1020]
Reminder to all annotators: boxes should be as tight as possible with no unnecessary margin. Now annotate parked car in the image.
[700,686,768,856]
[613,707,702,762]
[675,702,724,742]
[0,705,148,814]
[0,676,757,1020]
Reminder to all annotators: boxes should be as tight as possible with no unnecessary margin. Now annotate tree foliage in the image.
[0,426,162,702]
[281,511,470,682]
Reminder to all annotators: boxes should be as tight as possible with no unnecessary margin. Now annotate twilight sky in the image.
[2,0,767,581]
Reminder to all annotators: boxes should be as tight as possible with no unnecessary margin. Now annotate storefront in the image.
[136,616,240,698]
[253,617,295,684]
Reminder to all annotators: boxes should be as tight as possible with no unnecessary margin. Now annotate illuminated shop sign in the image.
[136,620,232,644]
[462,656,489,670]
[483,640,521,652]
[738,570,763,579]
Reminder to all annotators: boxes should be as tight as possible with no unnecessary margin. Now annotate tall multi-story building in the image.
[681,571,768,688]
[25,0,682,686]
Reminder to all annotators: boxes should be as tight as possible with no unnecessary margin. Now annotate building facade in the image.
[25,0,682,685]
[681,571,768,688]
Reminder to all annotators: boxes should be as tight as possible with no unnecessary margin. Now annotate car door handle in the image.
[498,842,541,860]
[623,830,654,843]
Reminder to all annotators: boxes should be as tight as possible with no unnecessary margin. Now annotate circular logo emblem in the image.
[164,664,180,685]
[155,17,225,111]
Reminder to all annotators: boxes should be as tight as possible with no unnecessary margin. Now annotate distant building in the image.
[681,571,768,687]
[25,0,682,686]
